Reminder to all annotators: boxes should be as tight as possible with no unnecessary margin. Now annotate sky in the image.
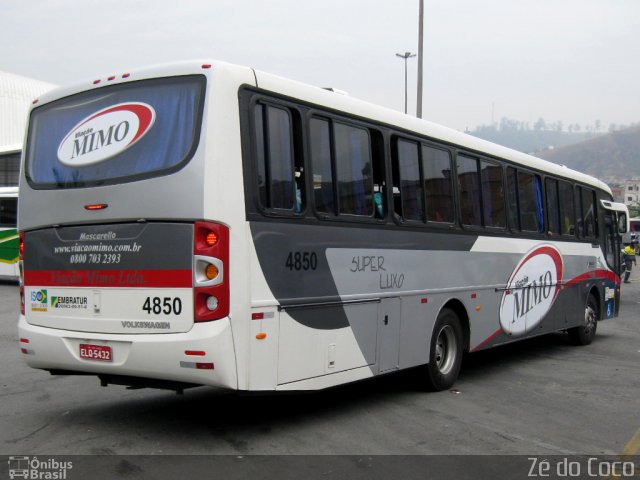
[1,0,639,132]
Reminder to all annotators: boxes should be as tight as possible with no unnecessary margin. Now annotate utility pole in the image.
[396,51,416,114]
[417,0,424,118]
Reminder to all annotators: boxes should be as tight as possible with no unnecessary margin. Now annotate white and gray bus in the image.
[0,144,20,281]
[18,60,628,393]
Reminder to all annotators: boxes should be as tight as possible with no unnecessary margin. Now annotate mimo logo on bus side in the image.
[499,245,564,337]
[57,102,155,167]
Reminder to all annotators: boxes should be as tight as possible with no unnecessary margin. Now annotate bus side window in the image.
[581,187,597,238]
[253,103,303,214]
[506,167,519,231]
[334,123,373,216]
[310,118,335,214]
[480,159,505,228]
[545,178,561,235]
[507,167,544,234]
[0,197,17,226]
[517,171,543,233]
[396,138,424,221]
[311,117,381,219]
[0,153,20,187]
[457,155,482,226]
[574,187,584,238]
[559,180,575,236]
[423,145,454,223]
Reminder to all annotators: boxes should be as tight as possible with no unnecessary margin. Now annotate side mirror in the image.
[618,213,628,234]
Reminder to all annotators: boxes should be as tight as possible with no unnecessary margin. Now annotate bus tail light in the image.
[19,232,25,316]
[193,221,229,322]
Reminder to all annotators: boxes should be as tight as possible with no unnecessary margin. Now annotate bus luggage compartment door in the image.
[378,297,401,373]
[277,301,378,385]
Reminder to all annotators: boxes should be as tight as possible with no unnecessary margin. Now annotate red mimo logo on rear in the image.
[57,102,155,167]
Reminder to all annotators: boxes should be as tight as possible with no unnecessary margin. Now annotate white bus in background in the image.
[18,60,628,393]
[0,144,20,281]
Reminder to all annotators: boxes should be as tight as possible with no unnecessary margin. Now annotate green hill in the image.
[536,125,640,182]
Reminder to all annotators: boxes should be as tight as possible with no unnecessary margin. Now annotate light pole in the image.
[396,51,415,114]
[417,0,424,118]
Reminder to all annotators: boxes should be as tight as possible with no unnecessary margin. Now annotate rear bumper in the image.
[18,315,238,389]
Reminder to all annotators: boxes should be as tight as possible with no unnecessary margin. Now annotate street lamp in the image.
[417,0,424,118]
[396,51,415,114]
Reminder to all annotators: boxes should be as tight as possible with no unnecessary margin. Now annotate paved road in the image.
[1,271,639,459]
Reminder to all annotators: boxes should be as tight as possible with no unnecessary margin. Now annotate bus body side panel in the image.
[247,220,616,389]
[0,227,19,280]
[199,64,260,391]
[0,189,19,281]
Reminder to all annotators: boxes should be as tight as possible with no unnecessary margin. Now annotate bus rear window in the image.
[25,75,206,189]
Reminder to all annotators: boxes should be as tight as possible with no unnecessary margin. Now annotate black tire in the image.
[425,308,463,391]
[568,293,598,345]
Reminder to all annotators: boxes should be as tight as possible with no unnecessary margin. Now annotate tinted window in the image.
[334,123,373,216]
[545,178,560,235]
[507,167,544,233]
[480,160,505,228]
[26,75,206,189]
[559,181,575,235]
[423,146,454,223]
[574,188,584,237]
[518,171,543,232]
[0,153,20,187]
[581,187,596,238]
[507,167,519,230]
[254,104,300,212]
[397,139,423,221]
[457,155,482,226]
[311,118,376,217]
[310,118,334,214]
[0,197,17,227]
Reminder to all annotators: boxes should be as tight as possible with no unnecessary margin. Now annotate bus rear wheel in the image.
[568,293,598,345]
[425,308,463,391]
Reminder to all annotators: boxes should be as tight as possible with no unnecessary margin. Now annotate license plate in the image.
[79,344,112,362]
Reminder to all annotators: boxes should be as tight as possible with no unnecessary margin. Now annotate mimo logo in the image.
[57,102,155,167]
[499,245,563,337]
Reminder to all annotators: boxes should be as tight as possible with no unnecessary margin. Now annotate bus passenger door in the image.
[603,210,621,318]
[378,298,401,373]
[604,210,621,277]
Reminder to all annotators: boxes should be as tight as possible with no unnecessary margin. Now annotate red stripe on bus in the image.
[470,328,502,353]
[563,269,619,288]
[24,269,192,288]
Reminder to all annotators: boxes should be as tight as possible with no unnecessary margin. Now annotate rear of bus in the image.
[18,61,252,390]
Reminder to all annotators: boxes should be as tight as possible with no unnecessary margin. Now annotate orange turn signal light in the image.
[205,264,219,280]
[84,203,108,211]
